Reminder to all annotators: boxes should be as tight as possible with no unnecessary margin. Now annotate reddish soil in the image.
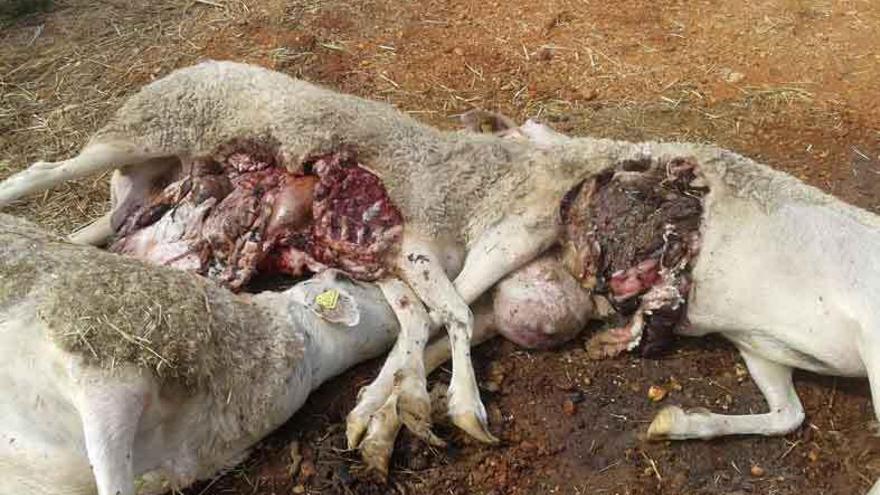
[2,0,879,494]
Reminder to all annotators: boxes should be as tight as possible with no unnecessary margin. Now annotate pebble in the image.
[300,459,317,479]
[750,465,766,477]
[647,385,668,402]
[453,47,464,56]
[292,485,306,494]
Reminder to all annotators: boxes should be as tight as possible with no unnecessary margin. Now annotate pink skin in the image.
[493,254,594,349]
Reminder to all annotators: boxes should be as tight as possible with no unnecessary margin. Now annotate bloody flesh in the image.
[561,157,706,356]
[110,145,403,292]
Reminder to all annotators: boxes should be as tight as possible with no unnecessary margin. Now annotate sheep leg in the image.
[647,348,804,439]
[68,212,114,245]
[76,377,149,495]
[424,297,497,373]
[859,335,880,495]
[0,141,163,207]
[415,218,555,442]
[347,278,443,475]
[352,297,498,475]
[392,244,494,444]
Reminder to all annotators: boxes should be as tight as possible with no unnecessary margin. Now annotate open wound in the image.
[109,140,403,293]
[560,156,707,358]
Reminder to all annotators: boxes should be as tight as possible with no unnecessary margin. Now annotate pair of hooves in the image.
[346,377,498,477]
[345,376,692,477]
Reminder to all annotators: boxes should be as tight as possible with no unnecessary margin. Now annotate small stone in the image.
[750,465,765,477]
[647,385,668,402]
[484,380,501,393]
[720,67,745,83]
[453,47,464,56]
[563,399,577,416]
[292,485,306,494]
[300,459,317,479]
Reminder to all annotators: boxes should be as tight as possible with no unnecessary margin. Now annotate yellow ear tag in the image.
[315,289,340,311]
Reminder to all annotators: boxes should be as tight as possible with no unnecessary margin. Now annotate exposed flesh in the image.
[110,145,403,292]
[561,157,706,357]
[109,141,593,352]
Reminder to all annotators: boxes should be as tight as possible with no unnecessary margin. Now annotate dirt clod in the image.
[647,385,668,402]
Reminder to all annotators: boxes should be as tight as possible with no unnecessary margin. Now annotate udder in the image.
[493,253,595,349]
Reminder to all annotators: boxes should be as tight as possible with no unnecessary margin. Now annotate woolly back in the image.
[0,214,304,396]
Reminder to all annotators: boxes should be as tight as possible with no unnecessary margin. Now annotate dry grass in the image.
[0,0,268,232]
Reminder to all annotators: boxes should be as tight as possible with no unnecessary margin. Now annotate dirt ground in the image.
[2,0,880,494]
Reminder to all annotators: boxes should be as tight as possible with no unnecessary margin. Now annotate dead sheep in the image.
[0,210,597,494]
[4,61,880,494]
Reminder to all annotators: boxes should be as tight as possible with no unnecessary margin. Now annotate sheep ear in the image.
[310,287,360,327]
[293,278,361,327]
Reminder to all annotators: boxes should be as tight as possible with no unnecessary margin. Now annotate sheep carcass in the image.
[2,209,596,494]
[498,117,880,495]
[0,61,614,468]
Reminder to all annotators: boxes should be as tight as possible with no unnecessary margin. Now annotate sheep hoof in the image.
[355,369,444,475]
[359,389,401,477]
[345,412,370,450]
[647,405,685,439]
[449,409,499,444]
